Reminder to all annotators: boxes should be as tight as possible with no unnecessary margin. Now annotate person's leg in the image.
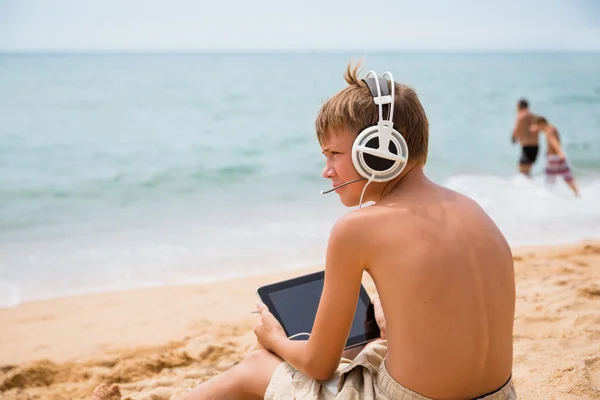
[519,146,538,177]
[565,177,579,197]
[184,349,283,400]
[519,163,532,177]
[519,150,532,177]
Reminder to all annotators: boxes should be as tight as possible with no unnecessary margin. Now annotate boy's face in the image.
[320,128,364,207]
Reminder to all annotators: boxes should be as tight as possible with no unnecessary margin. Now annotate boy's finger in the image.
[257,302,268,314]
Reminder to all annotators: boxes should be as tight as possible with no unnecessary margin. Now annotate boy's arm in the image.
[341,294,386,360]
[270,213,366,380]
[546,132,565,158]
[511,115,523,143]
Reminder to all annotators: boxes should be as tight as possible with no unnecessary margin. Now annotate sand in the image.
[1,241,599,400]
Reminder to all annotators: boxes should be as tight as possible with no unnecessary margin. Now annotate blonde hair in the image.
[315,59,429,165]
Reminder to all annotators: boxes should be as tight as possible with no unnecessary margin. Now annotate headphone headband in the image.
[363,76,390,98]
[363,71,396,155]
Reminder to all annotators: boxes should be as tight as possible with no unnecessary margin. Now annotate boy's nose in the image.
[322,165,335,179]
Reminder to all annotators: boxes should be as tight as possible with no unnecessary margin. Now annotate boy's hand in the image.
[528,123,538,133]
[371,295,387,339]
[253,302,287,352]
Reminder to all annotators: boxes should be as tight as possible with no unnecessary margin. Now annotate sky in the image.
[0,0,599,51]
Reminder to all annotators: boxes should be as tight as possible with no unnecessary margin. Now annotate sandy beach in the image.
[1,241,599,400]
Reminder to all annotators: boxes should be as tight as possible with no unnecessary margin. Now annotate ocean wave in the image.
[0,163,264,202]
[444,173,600,247]
[2,172,599,308]
[553,94,600,105]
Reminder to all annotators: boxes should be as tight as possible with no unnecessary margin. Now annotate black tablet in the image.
[257,271,380,349]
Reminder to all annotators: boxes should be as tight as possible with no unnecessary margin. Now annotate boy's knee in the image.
[181,349,280,400]
[183,387,206,400]
[237,349,282,396]
[241,348,276,369]
[182,390,195,400]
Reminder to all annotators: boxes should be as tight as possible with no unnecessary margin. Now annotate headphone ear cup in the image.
[352,127,409,182]
[363,137,398,172]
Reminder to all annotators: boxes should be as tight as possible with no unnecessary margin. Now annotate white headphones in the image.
[351,71,409,182]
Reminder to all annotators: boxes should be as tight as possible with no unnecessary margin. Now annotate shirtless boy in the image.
[184,61,517,400]
[531,115,579,197]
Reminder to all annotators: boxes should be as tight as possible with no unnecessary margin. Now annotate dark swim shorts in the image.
[520,146,539,165]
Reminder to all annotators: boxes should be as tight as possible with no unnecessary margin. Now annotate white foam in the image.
[1,173,599,309]
[444,173,600,247]
[0,280,22,308]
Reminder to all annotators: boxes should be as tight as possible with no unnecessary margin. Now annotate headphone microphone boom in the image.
[320,178,367,195]
[319,70,409,199]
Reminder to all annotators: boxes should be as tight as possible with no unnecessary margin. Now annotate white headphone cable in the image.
[359,175,376,209]
[286,332,311,384]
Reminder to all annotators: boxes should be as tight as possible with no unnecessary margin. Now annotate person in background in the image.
[511,98,539,177]
[530,115,579,197]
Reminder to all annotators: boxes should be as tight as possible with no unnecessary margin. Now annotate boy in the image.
[511,98,539,177]
[184,61,517,399]
[531,115,579,196]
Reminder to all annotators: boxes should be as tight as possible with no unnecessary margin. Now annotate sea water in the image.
[1,52,599,307]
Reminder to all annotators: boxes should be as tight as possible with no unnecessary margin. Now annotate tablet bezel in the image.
[256,270,379,349]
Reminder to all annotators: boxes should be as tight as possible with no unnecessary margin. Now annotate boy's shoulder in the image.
[328,206,412,269]
[339,202,410,223]
[330,203,412,243]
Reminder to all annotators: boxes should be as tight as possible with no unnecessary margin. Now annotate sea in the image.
[1,52,599,308]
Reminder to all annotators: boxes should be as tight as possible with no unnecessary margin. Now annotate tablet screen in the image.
[258,271,380,349]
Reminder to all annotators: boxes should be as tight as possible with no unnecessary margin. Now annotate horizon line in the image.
[1,48,600,55]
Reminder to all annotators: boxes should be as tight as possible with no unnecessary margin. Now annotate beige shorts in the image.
[264,340,517,400]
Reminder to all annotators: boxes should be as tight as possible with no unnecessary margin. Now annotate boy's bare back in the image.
[353,171,515,399]
[514,110,537,146]
[545,125,562,155]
